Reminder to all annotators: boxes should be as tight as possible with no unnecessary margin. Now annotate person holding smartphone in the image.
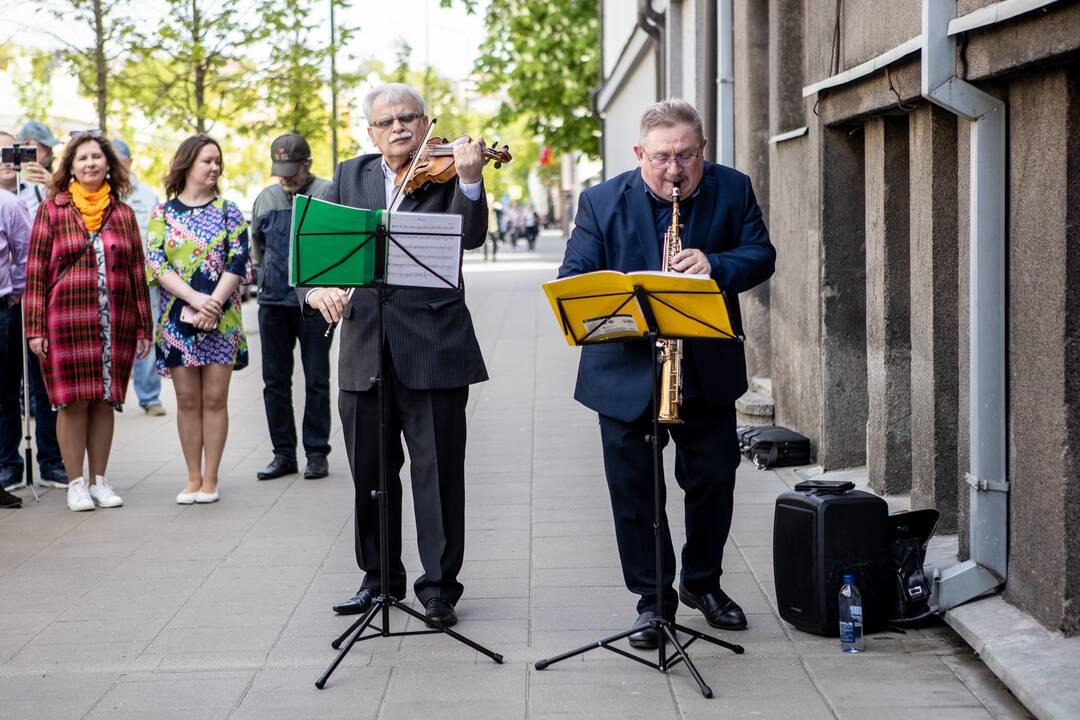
[144,135,251,506]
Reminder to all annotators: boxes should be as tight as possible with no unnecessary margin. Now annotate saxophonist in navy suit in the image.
[301,84,488,628]
[558,100,775,648]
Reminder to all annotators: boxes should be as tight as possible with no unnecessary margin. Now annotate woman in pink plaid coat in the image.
[24,132,152,512]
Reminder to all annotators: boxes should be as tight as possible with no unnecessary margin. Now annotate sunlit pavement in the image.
[0,229,1028,718]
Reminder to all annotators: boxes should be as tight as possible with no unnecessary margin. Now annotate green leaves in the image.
[441,0,600,158]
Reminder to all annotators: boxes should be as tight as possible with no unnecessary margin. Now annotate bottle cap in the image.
[843,574,854,584]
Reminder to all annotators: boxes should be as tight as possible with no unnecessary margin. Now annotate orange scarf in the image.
[69,181,112,232]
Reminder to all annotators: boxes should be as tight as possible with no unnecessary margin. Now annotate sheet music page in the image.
[385,211,463,289]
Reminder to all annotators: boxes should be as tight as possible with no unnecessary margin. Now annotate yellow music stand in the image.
[536,268,745,699]
[542,270,739,346]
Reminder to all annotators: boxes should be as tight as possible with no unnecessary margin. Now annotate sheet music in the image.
[386,211,463,288]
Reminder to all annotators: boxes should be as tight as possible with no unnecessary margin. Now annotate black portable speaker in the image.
[772,481,893,636]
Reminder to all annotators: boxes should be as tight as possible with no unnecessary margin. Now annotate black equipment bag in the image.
[738,425,812,469]
[887,508,940,626]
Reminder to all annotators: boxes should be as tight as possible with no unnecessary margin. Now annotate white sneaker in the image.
[89,476,123,508]
[67,478,94,512]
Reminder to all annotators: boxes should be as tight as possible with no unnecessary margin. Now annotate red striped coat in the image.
[24,192,152,406]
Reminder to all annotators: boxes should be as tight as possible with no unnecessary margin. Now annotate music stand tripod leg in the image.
[316,602,382,689]
[390,598,504,663]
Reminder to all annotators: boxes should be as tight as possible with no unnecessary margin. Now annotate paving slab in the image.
[0,232,1031,718]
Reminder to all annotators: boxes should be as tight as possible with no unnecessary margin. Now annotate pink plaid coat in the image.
[24,192,152,406]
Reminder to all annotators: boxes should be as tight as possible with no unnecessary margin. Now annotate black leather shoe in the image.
[257,455,298,481]
[304,454,329,479]
[628,611,658,649]
[424,597,457,627]
[0,485,21,508]
[332,589,374,615]
[679,584,748,630]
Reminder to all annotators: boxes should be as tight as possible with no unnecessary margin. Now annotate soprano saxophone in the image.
[657,186,684,424]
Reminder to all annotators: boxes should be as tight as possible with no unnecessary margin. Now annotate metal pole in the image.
[329,0,339,168]
[19,301,39,502]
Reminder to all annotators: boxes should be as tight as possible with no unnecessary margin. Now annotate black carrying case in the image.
[738,425,812,469]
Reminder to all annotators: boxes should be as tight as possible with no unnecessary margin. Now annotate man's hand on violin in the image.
[309,287,351,324]
[452,137,484,185]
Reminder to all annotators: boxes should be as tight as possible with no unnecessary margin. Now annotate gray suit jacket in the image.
[297,154,489,391]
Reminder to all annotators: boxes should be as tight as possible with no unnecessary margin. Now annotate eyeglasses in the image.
[69,129,105,139]
[641,148,701,168]
[370,113,422,131]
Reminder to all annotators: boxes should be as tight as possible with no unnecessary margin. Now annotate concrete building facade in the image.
[594,0,1080,647]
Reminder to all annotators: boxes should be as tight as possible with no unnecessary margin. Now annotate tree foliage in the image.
[126,0,261,134]
[440,0,600,158]
[250,0,358,142]
[48,0,137,132]
[10,49,60,122]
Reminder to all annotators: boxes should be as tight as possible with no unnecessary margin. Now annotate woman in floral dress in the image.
[145,135,250,505]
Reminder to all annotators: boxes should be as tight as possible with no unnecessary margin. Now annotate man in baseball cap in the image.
[250,133,334,482]
[14,121,60,216]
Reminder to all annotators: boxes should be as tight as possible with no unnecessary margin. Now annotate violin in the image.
[394,136,512,198]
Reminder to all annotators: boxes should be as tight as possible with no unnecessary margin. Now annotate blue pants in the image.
[0,302,63,472]
[132,285,161,408]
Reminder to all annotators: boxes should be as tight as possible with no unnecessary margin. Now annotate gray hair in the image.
[639,99,704,145]
[362,83,426,123]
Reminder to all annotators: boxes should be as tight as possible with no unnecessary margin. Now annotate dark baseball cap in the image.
[270,133,311,177]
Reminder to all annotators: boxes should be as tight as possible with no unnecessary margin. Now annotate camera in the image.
[0,145,38,168]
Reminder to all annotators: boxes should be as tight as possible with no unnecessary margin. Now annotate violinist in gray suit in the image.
[299,83,488,627]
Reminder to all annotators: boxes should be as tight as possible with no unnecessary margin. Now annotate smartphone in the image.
[179,306,198,324]
[0,145,38,168]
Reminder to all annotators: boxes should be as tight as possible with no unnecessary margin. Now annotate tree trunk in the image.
[94,0,107,132]
[192,0,206,134]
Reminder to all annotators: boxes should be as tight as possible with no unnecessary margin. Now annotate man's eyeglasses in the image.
[370,113,422,131]
[641,148,701,168]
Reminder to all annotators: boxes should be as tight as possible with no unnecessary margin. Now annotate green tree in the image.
[47,0,137,132]
[440,0,600,158]
[251,0,358,142]
[126,0,261,134]
[11,49,60,122]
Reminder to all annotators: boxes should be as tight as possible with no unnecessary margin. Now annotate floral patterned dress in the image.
[145,197,251,376]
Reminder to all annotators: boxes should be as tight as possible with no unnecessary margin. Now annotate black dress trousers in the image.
[338,353,469,606]
[598,399,741,615]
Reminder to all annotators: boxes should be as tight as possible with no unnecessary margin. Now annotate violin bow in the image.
[388,117,438,212]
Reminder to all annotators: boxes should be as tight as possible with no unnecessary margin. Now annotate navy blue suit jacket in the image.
[558,163,775,422]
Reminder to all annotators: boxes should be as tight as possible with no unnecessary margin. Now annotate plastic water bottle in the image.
[838,574,864,653]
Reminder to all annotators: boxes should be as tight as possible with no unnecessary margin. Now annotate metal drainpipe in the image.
[921,0,1008,611]
[717,0,734,166]
[638,0,666,97]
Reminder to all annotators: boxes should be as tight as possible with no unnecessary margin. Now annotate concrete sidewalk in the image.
[0,230,1030,718]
